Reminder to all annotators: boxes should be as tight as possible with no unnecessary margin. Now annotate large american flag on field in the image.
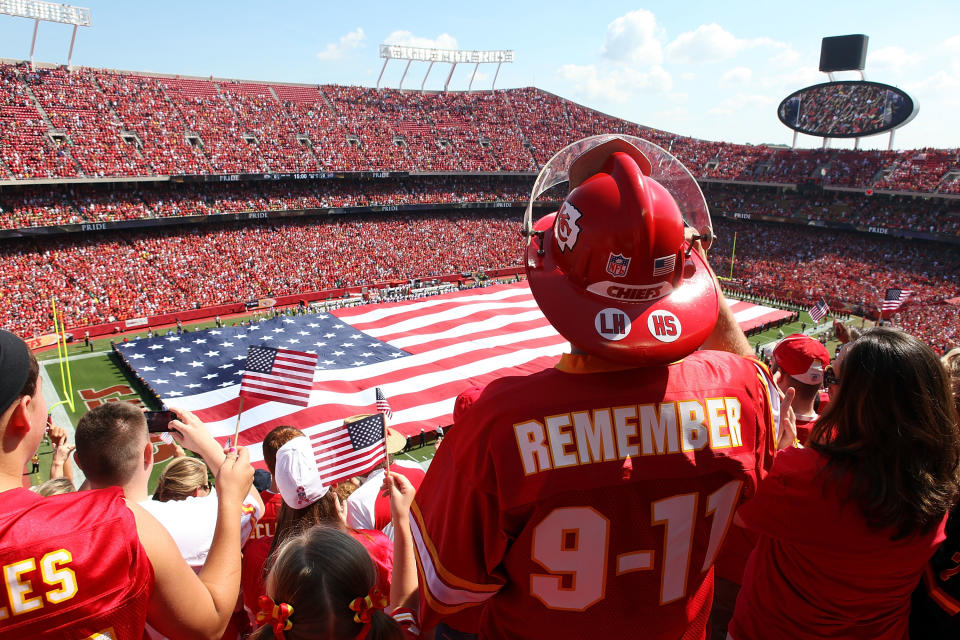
[881,287,912,312]
[114,281,794,466]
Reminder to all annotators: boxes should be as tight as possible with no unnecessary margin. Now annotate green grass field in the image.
[31,294,863,487]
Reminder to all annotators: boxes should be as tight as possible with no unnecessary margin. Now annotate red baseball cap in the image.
[773,334,831,385]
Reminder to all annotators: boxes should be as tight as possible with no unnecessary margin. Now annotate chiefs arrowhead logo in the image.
[554,202,582,253]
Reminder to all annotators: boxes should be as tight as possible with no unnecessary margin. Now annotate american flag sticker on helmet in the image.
[652,254,676,277]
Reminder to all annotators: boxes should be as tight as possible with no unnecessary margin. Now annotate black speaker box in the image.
[819,35,869,72]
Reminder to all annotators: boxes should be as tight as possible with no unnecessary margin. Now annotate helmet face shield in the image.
[524,135,720,366]
[524,134,713,250]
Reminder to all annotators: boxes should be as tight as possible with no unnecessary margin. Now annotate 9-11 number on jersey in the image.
[530,480,743,610]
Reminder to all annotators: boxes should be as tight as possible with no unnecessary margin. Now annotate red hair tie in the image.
[349,585,388,639]
[256,594,294,639]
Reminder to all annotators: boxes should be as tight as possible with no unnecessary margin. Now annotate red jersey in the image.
[729,447,948,640]
[0,486,154,639]
[412,351,779,640]
[241,491,283,620]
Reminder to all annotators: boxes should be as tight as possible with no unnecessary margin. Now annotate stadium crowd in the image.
[705,184,960,236]
[711,218,960,355]
[5,136,960,640]
[2,61,960,193]
[0,176,532,228]
[0,211,524,338]
[1,177,959,238]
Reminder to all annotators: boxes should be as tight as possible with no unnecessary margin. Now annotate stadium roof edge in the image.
[0,57,527,93]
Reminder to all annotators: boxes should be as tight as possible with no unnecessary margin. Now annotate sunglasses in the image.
[824,366,839,386]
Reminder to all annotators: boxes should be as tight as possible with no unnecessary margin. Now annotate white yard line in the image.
[40,360,86,487]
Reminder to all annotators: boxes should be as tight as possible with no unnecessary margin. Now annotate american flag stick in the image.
[232,396,245,448]
[382,412,391,475]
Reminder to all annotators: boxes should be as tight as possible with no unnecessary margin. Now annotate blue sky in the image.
[0,1,958,150]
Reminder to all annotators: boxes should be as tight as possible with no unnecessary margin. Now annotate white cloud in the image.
[940,34,960,55]
[720,67,752,87]
[383,30,458,50]
[680,72,696,81]
[707,93,776,116]
[602,10,663,65]
[316,28,366,61]
[759,66,822,91]
[908,70,960,98]
[769,47,801,68]
[665,23,786,63]
[868,46,921,74]
[558,64,672,103]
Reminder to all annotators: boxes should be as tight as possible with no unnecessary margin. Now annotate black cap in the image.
[0,330,31,415]
[253,468,272,493]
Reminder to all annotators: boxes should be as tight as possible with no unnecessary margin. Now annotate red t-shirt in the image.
[241,491,283,619]
[412,351,780,640]
[349,528,394,595]
[0,486,154,638]
[794,414,819,446]
[729,447,948,640]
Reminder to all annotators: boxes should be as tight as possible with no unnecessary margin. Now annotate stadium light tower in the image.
[377,44,514,92]
[0,0,92,70]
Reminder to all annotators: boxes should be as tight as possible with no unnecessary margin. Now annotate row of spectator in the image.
[1,177,959,236]
[2,62,960,192]
[704,184,960,236]
[0,176,531,228]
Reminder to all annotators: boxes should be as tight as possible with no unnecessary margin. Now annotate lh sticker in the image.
[595,308,631,341]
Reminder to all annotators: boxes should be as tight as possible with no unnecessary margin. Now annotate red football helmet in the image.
[525,136,719,365]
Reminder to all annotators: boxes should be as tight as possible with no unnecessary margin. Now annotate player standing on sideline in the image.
[0,329,256,639]
[410,136,794,639]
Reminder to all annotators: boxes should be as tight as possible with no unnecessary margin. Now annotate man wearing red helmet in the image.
[410,137,793,639]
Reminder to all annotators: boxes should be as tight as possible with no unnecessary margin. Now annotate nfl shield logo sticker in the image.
[606,253,631,278]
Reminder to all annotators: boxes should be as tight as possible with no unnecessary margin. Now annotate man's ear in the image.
[4,395,33,436]
[143,440,153,469]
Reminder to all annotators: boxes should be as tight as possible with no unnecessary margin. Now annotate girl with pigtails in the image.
[251,471,420,640]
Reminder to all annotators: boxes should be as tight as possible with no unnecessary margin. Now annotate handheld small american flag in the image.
[375,387,393,419]
[881,288,912,312]
[808,299,830,324]
[239,346,319,407]
[316,413,387,484]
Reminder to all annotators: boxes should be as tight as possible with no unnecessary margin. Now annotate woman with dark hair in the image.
[910,347,960,638]
[729,328,960,639]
